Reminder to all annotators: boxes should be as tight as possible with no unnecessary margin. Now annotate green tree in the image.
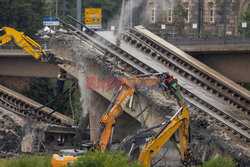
[237,6,250,36]
[173,0,186,34]
[21,78,81,118]
[201,155,237,167]
[0,0,46,37]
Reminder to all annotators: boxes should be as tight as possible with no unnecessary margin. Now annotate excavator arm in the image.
[96,84,136,152]
[138,106,190,166]
[96,73,180,152]
[0,27,46,62]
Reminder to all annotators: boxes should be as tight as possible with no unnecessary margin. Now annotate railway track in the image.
[58,16,249,142]
[0,84,75,127]
[126,27,249,114]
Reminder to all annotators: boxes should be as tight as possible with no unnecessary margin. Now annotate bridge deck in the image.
[0,84,75,125]
[95,31,250,131]
[178,44,250,53]
[135,26,250,100]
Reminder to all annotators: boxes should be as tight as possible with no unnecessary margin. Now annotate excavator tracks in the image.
[0,84,75,127]
[57,16,249,142]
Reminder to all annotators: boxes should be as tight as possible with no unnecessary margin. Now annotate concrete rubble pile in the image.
[0,108,24,158]
[0,107,49,158]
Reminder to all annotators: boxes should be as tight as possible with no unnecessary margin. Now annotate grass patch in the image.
[200,155,237,167]
[72,150,143,167]
[0,155,51,167]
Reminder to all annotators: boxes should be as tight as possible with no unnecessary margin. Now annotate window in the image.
[210,2,215,22]
[185,2,189,22]
[168,3,172,22]
[151,2,156,23]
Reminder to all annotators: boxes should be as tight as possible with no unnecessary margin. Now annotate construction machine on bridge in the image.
[0,27,69,64]
[0,27,73,95]
[51,72,195,167]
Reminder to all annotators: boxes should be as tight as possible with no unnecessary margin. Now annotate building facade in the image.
[144,0,250,36]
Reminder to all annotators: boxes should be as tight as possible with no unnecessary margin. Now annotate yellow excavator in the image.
[137,106,192,166]
[0,27,71,95]
[0,27,47,61]
[51,72,191,167]
[115,74,197,166]
[0,27,68,64]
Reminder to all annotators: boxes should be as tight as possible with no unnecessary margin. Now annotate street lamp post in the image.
[63,0,66,20]
[192,23,198,38]
[242,22,247,41]
[77,0,82,30]
[56,0,58,18]
[223,0,227,45]
[130,0,133,28]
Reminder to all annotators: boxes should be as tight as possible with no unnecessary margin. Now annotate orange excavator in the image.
[52,72,183,167]
[94,72,184,152]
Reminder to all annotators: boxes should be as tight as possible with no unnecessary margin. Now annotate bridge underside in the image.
[189,52,250,83]
[0,53,59,78]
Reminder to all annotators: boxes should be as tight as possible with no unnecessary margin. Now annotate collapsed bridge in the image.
[49,16,250,165]
[0,15,249,165]
[0,84,77,153]
[54,17,249,142]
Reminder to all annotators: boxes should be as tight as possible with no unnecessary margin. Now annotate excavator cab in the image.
[0,28,11,46]
[0,28,6,37]
[52,149,85,167]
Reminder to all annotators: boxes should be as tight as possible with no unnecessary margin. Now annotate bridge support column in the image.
[89,90,141,143]
[89,91,109,141]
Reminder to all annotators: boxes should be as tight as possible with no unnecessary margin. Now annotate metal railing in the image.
[165,37,250,46]
[150,31,250,46]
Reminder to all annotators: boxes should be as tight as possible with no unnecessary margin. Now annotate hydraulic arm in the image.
[0,27,47,62]
[95,72,182,152]
[0,27,71,65]
[138,106,190,166]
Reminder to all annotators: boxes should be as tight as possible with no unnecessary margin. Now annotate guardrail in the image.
[165,37,250,46]
[150,32,250,46]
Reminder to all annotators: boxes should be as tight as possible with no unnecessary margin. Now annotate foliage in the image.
[242,83,250,91]
[0,0,46,37]
[200,155,237,167]
[0,0,121,37]
[46,0,121,28]
[237,6,250,36]
[20,77,82,118]
[173,0,186,34]
[0,155,51,167]
[21,78,55,105]
[72,150,143,167]
[200,30,219,38]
